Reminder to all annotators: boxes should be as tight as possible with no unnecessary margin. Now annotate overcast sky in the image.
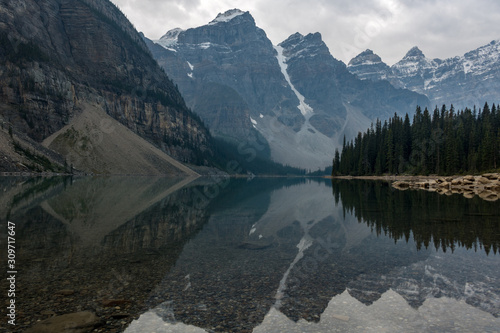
[110,0,500,65]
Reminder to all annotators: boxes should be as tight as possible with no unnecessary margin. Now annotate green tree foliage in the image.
[333,103,500,176]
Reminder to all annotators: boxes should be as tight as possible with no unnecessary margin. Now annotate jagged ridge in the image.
[348,40,500,108]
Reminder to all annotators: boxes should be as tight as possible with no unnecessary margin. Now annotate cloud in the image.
[111,0,500,65]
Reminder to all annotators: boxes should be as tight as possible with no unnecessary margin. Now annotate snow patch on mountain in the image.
[199,42,212,49]
[274,45,314,116]
[463,60,473,75]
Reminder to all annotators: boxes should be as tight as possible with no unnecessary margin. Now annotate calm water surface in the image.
[1,176,499,332]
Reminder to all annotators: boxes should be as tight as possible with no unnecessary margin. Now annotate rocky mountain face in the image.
[348,40,500,109]
[277,32,428,137]
[346,49,392,82]
[0,0,213,174]
[148,9,429,169]
[146,9,300,164]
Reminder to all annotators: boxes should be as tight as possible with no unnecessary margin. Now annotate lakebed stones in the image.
[391,173,500,201]
[24,311,102,333]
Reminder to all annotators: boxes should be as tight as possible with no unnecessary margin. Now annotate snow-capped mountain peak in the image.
[209,9,247,25]
[392,46,436,77]
[462,39,500,74]
[155,28,184,50]
[347,39,500,109]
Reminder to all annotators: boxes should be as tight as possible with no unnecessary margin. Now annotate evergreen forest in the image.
[333,103,500,176]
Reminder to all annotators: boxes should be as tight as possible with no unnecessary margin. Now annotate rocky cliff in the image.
[146,9,299,163]
[0,0,213,174]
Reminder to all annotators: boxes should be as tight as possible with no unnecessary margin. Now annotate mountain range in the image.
[146,9,429,170]
[348,40,500,110]
[1,2,499,173]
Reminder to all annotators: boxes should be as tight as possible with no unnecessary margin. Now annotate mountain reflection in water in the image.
[126,178,499,333]
[0,176,499,333]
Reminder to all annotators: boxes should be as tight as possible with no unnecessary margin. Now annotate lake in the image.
[1,176,499,332]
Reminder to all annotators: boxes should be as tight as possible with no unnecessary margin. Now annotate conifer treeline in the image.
[333,103,500,176]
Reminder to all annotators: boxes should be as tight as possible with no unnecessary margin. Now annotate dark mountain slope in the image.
[0,0,213,173]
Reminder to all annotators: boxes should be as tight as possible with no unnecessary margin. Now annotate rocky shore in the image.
[392,173,500,201]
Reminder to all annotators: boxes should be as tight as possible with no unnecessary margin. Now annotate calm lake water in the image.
[1,176,499,332]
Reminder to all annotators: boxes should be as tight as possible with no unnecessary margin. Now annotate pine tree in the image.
[332,149,340,176]
[335,103,500,176]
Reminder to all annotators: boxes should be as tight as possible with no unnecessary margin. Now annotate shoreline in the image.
[328,173,500,202]
[327,175,443,181]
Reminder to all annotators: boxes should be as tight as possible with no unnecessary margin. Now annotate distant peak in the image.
[348,49,383,66]
[280,32,324,48]
[404,46,425,59]
[280,32,303,44]
[209,9,248,25]
[305,32,323,42]
[291,32,304,38]
[159,28,184,41]
[156,27,184,49]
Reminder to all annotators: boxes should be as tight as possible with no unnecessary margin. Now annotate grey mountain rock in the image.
[0,0,213,174]
[147,9,429,169]
[348,49,392,81]
[348,41,500,109]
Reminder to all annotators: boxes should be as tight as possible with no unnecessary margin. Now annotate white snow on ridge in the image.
[209,9,246,25]
[154,42,177,52]
[250,116,257,125]
[274,45,314,116]
[154,28,183,51]
[348,60,380,67]
[187,61,194,71]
